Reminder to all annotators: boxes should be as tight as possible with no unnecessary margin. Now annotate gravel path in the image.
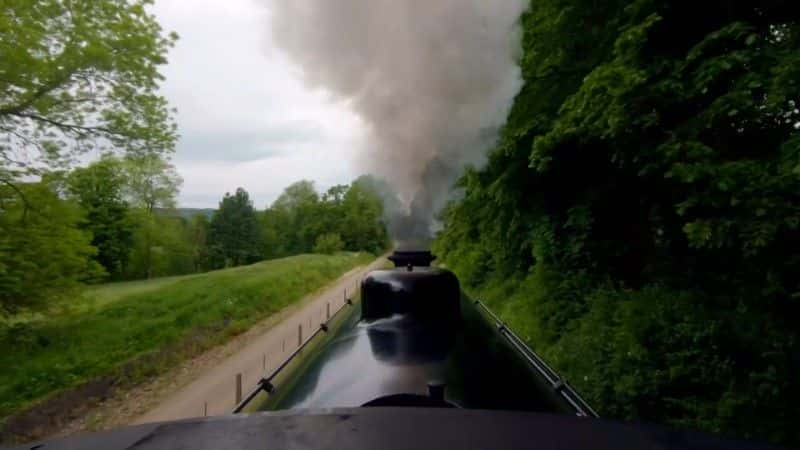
[132,255,387,423]
[54,256,387,436]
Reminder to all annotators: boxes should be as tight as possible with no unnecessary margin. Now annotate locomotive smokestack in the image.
[265,0,526,241]
[389,249,435,268]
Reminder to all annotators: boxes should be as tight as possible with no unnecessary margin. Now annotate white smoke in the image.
[265,0,526,240]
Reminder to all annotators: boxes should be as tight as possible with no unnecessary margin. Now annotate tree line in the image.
[205,177,390,269]
[0,154,187,314]
[433,1,800,446]
[0,1,390,317]
[1,0,180,314]
[0,155,389,315]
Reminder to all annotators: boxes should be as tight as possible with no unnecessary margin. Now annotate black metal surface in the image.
[7,408,782,450]
[387,250,436,267]
[237,263,589,416]
[361,267,460,324]
[232,300,354,413]
[473,299,599,418]
[251,290,575,413]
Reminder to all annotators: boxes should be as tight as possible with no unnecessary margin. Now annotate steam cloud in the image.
[266,0,526,243]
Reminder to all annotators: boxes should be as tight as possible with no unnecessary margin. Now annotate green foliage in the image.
[0,0,184,309]
[313,233,344,254]
[66,157,134,279]
[0,181,103,314]
[122,154,182,213]
[0,252,372,419]
[126,211,196,279]
[340,176,391,253]
[263,177,390,258]
[208,188,264,268]
[435,1,800,446]
[0,0,178,180]
[267,180,320,256]
[187,214,210,272]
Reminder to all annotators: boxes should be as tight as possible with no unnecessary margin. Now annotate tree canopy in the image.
[66,156,133,279]
[0,179,102,313]
[0,0,178,184]
[263,178,389,258]
[0,0,180,300]
[207,188,264,268]
[123,154,182,213]
[434,0,800,446]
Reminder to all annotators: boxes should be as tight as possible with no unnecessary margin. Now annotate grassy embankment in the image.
[0,252,373,421]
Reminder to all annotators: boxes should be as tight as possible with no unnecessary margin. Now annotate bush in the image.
[0,182,103,314]
[313,233,344,254]
[434,1,800,446]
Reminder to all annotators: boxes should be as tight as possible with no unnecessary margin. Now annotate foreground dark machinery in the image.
[6,250,781,450]
[237,249,595,414]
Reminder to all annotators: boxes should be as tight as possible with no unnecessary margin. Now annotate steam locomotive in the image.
[233,248,596,415]
[7,250,778,450]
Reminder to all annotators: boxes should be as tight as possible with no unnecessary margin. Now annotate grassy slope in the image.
[0,252,373,419]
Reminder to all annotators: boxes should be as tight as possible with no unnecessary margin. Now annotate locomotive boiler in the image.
[235,248,595,415]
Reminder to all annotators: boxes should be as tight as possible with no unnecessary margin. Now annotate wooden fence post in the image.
[235,373,242,404]
[298,324,303,347]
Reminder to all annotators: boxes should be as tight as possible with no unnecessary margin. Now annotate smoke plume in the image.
[266,0,526,242]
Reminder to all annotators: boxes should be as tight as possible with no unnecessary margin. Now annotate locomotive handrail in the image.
[472,299,599,418]
[232,296,355,413]
[232,292,598,417]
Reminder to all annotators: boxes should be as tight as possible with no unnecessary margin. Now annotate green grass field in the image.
[0,252,373,420]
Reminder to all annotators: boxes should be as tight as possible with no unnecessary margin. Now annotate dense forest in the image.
[434,0,800,446]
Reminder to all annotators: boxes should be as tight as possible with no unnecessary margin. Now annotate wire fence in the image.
[197,275,363,417]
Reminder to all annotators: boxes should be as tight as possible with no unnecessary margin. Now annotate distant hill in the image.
[155,208,216,220]
[176,208,215,220]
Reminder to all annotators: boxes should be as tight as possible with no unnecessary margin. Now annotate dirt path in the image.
[132,255,387,424]
[57,255,387,435]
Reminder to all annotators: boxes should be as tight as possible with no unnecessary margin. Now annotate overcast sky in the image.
[151,0,366,208]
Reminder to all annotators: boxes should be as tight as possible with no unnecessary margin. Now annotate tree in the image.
[260,208,283,260]
[123,154,182,213]
[0,179,103,314]
[261,178,390,258]
[434,1,800,446]
[66,156,133,279]
[207,188,263,268]
[187,214,210,272]
[125,212,196,278]
[340,179,389,253]
[268,180,320,254]
[120,154,182,277]
[0,0,177,184]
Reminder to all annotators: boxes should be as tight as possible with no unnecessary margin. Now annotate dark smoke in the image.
[265,0,526,241]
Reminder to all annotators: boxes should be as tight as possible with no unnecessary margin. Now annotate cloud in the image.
[151,0,364,208]
[173,121,325,163]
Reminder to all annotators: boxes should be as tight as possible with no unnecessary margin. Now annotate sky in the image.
[151,0,366,208]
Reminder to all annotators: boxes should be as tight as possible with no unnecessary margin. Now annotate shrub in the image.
[313,233,344,254]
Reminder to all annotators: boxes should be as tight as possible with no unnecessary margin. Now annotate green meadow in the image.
[0,252,373,420]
